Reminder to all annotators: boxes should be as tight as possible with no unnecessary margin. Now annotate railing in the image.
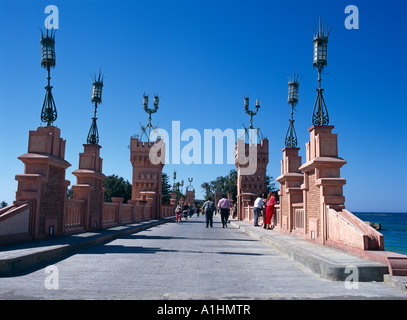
[243,205,253,222]
[161,204,175,217]
[65,199,85,232]
[122,204,133,222]
[103,203,118,226]
[273,205,280,228]
[293,206,304,231]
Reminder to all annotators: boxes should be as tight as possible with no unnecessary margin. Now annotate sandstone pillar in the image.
[276,147,304,234]
[170,191,177,206]
[15,126,71,240]
[299,125,347,244]
[72,144,106,230]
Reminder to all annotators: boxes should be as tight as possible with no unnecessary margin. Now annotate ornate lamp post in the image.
[173,170,177,191]
[139,94,159,142]
[87,69,104,144]
[312,17,332,126]
[285,71,299,148]
[188,177,193,191]
[40,29,57,126]
[242,97,262,142]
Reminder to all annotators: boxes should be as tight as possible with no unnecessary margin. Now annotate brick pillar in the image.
[276,147,303,233]
[235,138,269,222]
[299,125,347,244]
[111,197,123,224]
[227,192,234,217]
[130,138,165,220]
[170,191,177,206]
[15,126,71,240]
[72,144,106,230]
[185,188,195,206]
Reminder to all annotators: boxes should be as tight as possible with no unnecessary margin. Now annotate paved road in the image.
[0,214,406,300]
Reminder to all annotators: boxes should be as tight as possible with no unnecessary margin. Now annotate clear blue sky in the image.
[0,0,406,212]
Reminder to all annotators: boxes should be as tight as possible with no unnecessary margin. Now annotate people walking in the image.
[264,191,277,229]
[253,193,266,226]
[175,204,182,224]
[217,194,230,228]
[183,204,189,221]
[202,197,216,228]
[189,205,194,218]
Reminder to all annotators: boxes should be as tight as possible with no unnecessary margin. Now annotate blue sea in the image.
[354,212,407,255]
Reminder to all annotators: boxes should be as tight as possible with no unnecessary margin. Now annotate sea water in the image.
[354,212,407,255]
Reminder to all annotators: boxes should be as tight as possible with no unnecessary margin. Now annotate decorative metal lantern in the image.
[244,97,249,110]
[313,27,328,69]
[255,99,260,109]
[285,71,300,148]
[287,75,299,105]
[40,29,57,126]
[312,17,332,126]
[91,70,104,104]
[41,29,56,68]
[87,69,104,144]
[143,94,148,108]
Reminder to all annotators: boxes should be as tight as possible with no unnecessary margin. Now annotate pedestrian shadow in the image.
[123,234,257,242]
[82,245,179,254]
[80,245,269,256]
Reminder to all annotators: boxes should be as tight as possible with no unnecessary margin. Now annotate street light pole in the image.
[87,69,104,145]
[285,71,300,148]
[40,29,57,126]
[312,17,332,126]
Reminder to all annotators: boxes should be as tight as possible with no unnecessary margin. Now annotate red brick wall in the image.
[39,166,65,235]
[306,172,321,236]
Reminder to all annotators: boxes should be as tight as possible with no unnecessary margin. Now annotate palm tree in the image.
[201,182,213,200]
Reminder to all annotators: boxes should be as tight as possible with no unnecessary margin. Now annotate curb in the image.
[384,275,407,292]
[0,217,175,276]
[230,220,389,282]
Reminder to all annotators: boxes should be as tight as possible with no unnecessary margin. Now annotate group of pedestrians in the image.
[175,191,277,230]
[175,204,200,224]
[174,195,232,228]
[202,194,230,228]
[253,191,278,229]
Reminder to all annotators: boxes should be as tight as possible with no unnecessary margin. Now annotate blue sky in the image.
[0,0,406,212]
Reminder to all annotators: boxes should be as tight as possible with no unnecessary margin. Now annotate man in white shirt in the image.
[253,193,265,226]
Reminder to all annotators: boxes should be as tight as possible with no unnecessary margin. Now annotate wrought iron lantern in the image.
[288,76,299,105]
[40,29,57,126]
[312,17,332,126]
[87,69,104,144]
[91,71,104,104]
[313,31,328,69]
[285,71,300,148]
[41,31,56,68]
